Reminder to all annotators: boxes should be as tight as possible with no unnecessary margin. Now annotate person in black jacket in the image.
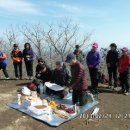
[51,61,71,86]
[50,61,71,99]
[23,43,34,80]
[106,43,119,89]
[35,58,52,83]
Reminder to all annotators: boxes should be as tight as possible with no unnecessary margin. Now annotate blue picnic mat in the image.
[7,93,99,127]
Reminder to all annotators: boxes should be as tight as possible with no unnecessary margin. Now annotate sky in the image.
[0,0,130,48]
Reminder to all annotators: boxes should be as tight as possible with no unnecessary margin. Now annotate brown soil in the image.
[0,80,130,130]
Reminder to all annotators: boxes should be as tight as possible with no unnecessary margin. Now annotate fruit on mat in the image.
[48,101,57,108]
[66,108,75,114]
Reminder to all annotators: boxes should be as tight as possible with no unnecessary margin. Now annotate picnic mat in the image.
[7,93,99,127]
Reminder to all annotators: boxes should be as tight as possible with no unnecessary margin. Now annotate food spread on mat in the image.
[17,86,78,120]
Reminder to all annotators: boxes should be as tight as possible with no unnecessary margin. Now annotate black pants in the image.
[89,68,98,91]
[108,66,117,86]
[13,62,22,78]
[119,71,129,93]
[72,90,88,106]
[25,61,33,77]
[0,65,9,78]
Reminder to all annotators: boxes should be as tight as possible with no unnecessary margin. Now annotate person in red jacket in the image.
[118,47,130,95]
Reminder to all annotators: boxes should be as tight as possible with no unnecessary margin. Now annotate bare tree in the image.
[19,23,46,58]
[46,19,91,61]
[4,25,20,52]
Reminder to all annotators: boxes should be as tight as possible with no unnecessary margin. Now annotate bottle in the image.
[18,94,21,105]
[38,83,46,95]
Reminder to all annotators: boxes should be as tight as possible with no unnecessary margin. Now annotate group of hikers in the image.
[0,42,130,106]
[0,43,34,80]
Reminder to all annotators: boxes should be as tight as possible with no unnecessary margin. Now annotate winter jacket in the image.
[36,64,52,83]
[51,68,71,86]
[86,50,100,68]
[23,48,34,61]
[11,49,23,63]
[73,50,85,63]
[106,50,119,66]
[70,61,88,90]
[118,55,130,73]
[0,51,7,67]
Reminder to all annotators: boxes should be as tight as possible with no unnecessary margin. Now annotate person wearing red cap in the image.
[86,42,100,94]
[117,47,130,95]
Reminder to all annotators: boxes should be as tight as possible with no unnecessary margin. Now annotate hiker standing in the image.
[106,43,119,89]
[11,44,23,80]
[65,53,88,106]
[0,51,10,79]
[73,45,85,63]
[86,42,100,94]
[117,47,130,95]
[23,43,34,80]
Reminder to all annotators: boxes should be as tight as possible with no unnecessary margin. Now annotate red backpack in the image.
[27,83,37,91]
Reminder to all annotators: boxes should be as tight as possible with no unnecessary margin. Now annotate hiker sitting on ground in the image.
[0,51,10,79]
[49,61,71,99]
[35,58,52,83]
[11,44,23,80]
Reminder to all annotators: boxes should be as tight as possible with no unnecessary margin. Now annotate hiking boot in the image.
[113,87,118,91]
[29,76,33,80]
[25,76,29,80]
[6,77,10,80]
[124,92,129,96]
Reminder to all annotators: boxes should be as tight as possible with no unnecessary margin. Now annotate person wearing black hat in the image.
[11,44,23,80]
[73,45,85,63]
[35,58,52,83]
[65,53,88,106]
[106,43,119,89]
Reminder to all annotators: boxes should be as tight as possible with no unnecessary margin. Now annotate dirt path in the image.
[0,80,130,130]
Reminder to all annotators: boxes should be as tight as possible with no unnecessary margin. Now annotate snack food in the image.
[42,99,48,105]
[34,105,47,109]
[48,101,57,108]
[53,109,70,119]
[57,104,67,110]
[66,108,75,114]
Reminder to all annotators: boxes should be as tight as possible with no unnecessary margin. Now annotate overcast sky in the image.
[0,0,130,48]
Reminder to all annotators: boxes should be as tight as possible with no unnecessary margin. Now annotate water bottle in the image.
[38,83,46,95]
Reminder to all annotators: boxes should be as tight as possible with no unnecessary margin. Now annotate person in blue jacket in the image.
[23,43,34,80]
[86,42,100,94]
[0,51,10,79]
